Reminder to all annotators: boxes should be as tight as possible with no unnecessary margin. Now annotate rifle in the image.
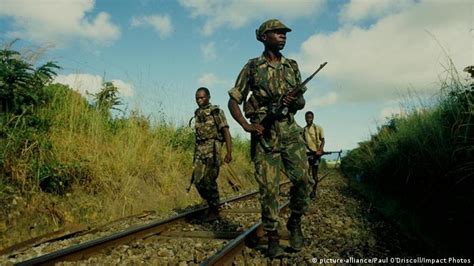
[308,149,342,157]
[223,164,242,192]
[320,149,343,169]
[271,61,328,119]
[255,62,327,151]
[314,150,343,183]
[322,150,342,156]
[187,119,198,193]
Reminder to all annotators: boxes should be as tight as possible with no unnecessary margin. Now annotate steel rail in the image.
[201,201,290,265]
[16,181,291,266]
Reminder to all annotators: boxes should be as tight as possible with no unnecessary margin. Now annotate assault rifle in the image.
[270,61,327,119]
[257,62,327,149]
[322,150,343,156]
[322,149,343,169]
[308,149,343,159]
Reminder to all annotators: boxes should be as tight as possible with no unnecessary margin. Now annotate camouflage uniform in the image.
[229,54,313,231]
[193,103,228,209]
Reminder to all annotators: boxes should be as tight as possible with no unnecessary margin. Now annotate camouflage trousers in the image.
[193,144,221,208]
[251,120,313,231]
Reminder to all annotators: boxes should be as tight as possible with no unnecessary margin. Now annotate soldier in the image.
[303,111,325,199]
[193,87,232,222]
[228,19,313,258]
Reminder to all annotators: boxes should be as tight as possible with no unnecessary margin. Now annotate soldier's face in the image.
[305,114,313,125]
[263,29,287,50]
[195,90,209,107]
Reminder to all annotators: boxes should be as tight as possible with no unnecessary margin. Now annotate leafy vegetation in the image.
[0,46,255,248]
[0,48,59,114]
[341,65,473,256]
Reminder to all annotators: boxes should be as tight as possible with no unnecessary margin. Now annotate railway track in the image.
[3,169,433,265]
[4,181,292,265]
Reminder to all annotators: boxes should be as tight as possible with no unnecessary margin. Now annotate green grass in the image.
[0,49,255,248]
[341,66,473,256]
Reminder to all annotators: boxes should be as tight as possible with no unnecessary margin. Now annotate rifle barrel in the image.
[300,62,328,88]
[323,150,342,155]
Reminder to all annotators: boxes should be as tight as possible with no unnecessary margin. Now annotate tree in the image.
[0,48,59,114]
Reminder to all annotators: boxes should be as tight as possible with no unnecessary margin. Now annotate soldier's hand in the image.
[224,153,232,163]
[316,149,324,156]
[243,123,264,135]
[282,95,297,106]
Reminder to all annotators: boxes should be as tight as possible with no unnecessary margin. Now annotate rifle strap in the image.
[209,107,226,164]
[248,58,257,88]
[287,59,300,83]
[210,107,225,143]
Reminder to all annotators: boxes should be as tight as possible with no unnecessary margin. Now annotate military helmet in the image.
[256,19,292,42]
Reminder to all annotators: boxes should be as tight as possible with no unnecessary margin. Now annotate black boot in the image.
[204,204,220,222]
[286,212,304,252]
[267,230,285,258]
[310,190,317,199]
[310,180,318,199]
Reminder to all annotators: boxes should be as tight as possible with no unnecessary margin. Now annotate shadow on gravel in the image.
[338,182,441,258]
[172,205,242,234]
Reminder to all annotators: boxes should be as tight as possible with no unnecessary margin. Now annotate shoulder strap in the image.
[309,124,317,134]
[248,58,258,88]
[303,126,312,151]
[287,59,301,83]
[315,124,323,136]
[248,57,275,101]
[210,106,224,141]
[209,105,220,114]
[307,124,318,144]
[288,59,298,73]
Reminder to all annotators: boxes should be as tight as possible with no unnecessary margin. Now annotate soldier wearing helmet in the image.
[228,19,313,258]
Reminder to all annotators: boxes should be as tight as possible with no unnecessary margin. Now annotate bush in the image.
[0,47,59,115]
[341,69,473,255]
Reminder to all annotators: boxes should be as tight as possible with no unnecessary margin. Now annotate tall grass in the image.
[341,66,473,255]
[1,74,255,248]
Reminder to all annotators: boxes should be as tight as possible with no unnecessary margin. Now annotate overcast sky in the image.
[1,0,472,150]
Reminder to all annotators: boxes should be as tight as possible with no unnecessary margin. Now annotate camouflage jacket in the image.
[228,53,306,122]
[194,104,228,158]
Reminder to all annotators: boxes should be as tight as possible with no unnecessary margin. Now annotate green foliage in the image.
[341,70,473,254]
[0,47,87,195]
[168,125,194,150]
[92,81,122,117]
[0,44,256,216]
[38,161,88,195]
[233,136,251,161]
[342,79,473,198]
[0,46,256,249]
[0,48,59,114]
